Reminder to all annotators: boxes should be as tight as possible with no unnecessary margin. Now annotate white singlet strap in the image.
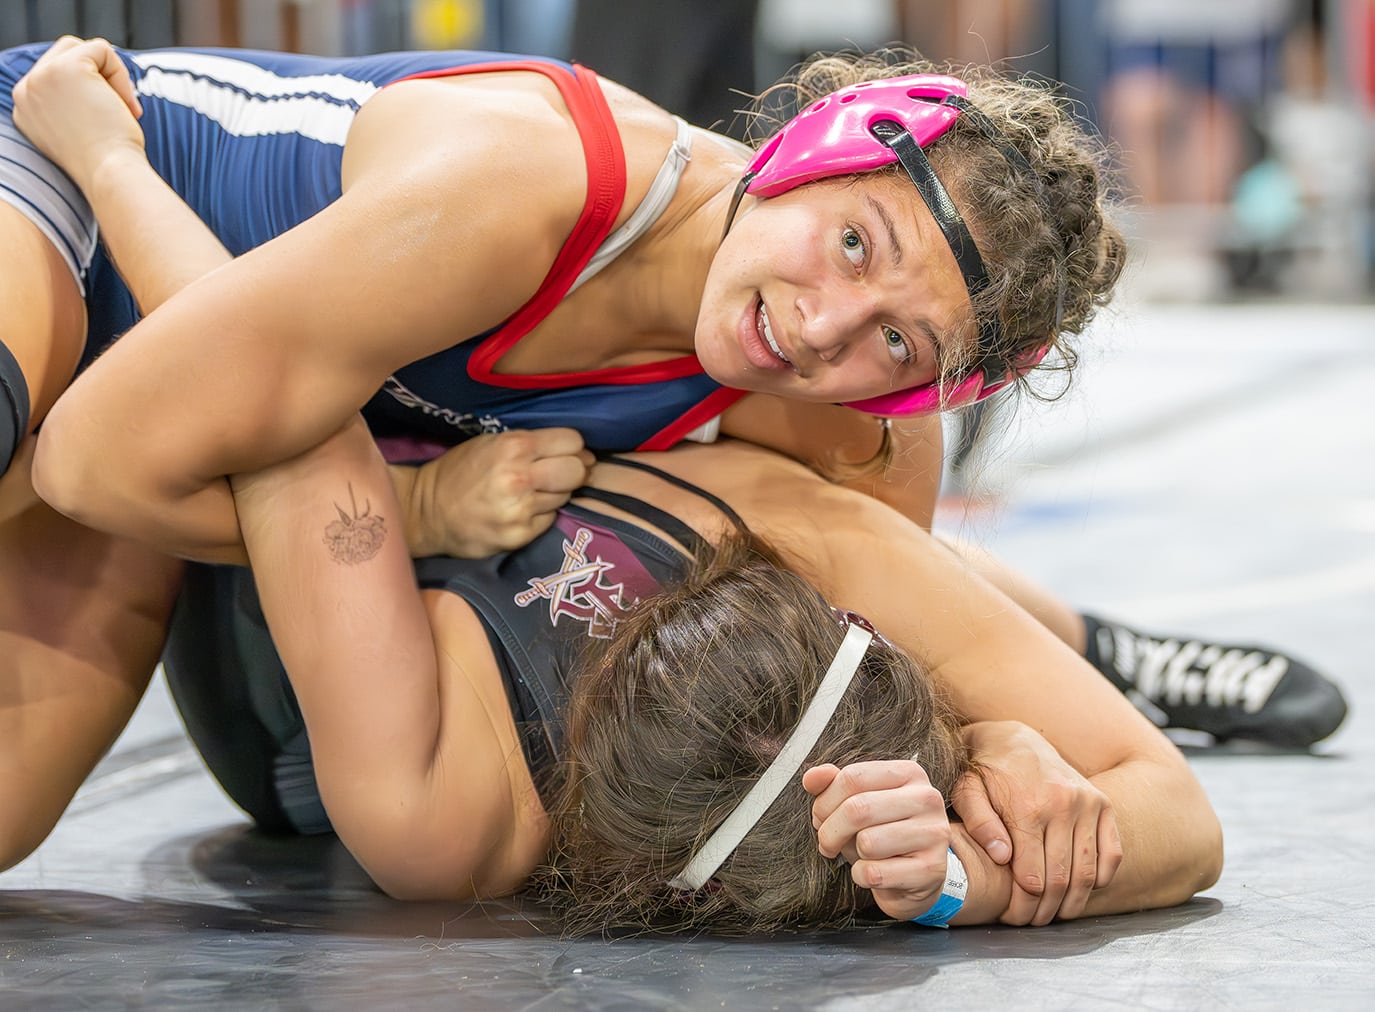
[569,115,694,294]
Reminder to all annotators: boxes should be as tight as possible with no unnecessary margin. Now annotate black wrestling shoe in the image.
[1081,614,1348,748]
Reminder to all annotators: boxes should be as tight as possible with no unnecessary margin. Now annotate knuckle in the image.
[839,793,871,824]
[502,430,536,456]
[1045,783,1079,812]
[836,766,865,794]
[853,827,878,860]
[1000,897,1036,927]
[851,861,876,889]
[915,783,944,810]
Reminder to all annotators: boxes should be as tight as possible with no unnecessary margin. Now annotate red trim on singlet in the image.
[636,386,748,451]
[393,59,708,390]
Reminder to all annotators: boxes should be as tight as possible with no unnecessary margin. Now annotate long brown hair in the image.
[537,530,969,935]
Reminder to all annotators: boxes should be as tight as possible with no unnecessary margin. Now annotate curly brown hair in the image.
[744,48,1127,403]
[535,530,970,935]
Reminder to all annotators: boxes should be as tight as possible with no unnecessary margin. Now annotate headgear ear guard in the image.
[723,74,1059,417]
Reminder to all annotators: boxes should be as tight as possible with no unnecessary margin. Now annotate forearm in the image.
[944,749,1220,925]
[31,434,245,564]
[386,461,444,559]
[921,758,1219,927]
[948,825,1014,925]
[30,146,244,561]
[34,158,468,561]
[82,149,233,313]
[36,411,433,567]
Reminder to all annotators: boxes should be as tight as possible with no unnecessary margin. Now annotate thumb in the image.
[950,771,1012,865]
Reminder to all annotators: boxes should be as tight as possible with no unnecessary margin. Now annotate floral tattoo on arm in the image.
[324,484,386,564]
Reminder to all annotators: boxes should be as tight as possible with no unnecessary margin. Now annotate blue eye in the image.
[842,226,865,269]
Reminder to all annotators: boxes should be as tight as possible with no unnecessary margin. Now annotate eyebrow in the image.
[865,194,904,267]
[866,194,948,366]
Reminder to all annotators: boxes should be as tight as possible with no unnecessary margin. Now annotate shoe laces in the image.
[1102,627,1289,714]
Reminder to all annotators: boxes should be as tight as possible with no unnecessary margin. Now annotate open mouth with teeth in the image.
[757,302,791,365]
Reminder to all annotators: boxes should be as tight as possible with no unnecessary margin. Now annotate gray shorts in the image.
[0,46,98,294]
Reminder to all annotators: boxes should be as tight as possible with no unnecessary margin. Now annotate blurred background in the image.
[3,0,1371,302]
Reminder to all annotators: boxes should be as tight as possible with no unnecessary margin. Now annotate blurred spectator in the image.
[1230,0,1375,293]
[893,0,1054,74]
[570,0,758,136]
[1100,0,1296,208]
[755,0,894,99]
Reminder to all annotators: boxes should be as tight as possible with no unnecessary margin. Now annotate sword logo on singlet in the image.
[514,527,632,639]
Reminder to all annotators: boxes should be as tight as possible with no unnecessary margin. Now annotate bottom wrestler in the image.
[163,426,1221,931]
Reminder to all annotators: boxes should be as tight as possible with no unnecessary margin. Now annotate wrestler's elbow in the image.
[350,828,496,904]
[1184,798,1225,898]
[1161,763,1225,902]
[33,398,161,536]
[1122,772,1224,915]
[1144,812,1224,915]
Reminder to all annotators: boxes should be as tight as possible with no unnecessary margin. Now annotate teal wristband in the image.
[912,848,968,928]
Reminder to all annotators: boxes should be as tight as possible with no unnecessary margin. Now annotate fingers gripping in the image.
[25,37,141,117]
[410,429,592,557]
[950,771,1012,865]
[82,38,143,117]
[806,760,951,908]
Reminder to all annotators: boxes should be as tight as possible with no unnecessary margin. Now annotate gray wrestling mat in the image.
[3,299,1372,1010]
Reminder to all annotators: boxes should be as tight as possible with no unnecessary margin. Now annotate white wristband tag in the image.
[912,848,968,928]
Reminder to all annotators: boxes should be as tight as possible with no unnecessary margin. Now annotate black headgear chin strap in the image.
[876,122,999,354]
[720,172,753,245]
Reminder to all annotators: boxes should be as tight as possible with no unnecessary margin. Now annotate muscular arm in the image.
[12,37,233,311]
[31,79,584,563]
[230,414,545,899]
[737,459,1222,919]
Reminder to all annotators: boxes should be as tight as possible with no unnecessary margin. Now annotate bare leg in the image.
[0,483,182,870]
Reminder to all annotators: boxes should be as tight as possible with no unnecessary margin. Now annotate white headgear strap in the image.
[667,622,874,891]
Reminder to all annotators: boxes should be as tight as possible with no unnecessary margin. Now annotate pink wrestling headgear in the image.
[723,74,1060,417]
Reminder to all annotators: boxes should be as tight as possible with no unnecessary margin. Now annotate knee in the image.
[0,336,32,479]
[0,802,59,875]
